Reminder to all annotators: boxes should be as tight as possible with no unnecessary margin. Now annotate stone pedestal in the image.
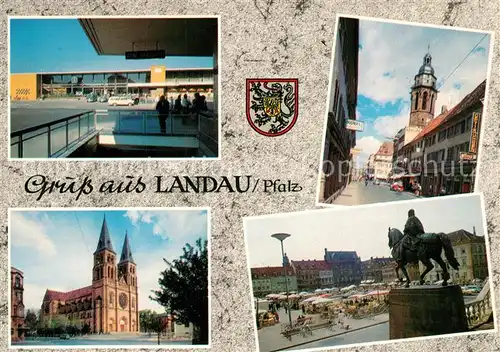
[389,285,468,339]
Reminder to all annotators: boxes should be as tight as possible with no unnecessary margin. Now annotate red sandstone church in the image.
[40,217,139,333]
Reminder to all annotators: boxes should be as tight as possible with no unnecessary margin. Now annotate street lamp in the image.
[271,233,293,327]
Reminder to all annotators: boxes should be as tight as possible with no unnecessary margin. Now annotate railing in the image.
[10,111,96,158]
[464,283,492,329]
[95,110,199,136]
[11,109,219,158]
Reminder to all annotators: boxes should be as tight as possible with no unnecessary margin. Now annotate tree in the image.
[139,309,156,336]
[149,312,169,345]
[25,309,38,335]
[151,238,209,345]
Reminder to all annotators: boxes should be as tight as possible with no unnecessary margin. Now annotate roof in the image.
[410,109,449,143]
[362,257,393,265]
[43,286,93,302]
[11,267,23,275]
[447,229,485,244]
[375,142,394,156]
[12,68,214,75]
[442,80,485,125]
[325,250,359,262]
[94,216,115,254]
[119,231,135,264]
[251,266,294,277]
[291,260,331,270]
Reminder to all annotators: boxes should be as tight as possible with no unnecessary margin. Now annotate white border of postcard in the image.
[243,193,497,352]
[7,15,222,161]
[8,206,212,350]
[315,14,495,208]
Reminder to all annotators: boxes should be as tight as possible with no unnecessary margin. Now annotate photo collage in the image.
[6,13,497,352]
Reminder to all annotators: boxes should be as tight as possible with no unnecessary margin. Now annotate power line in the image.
[74,212,91,254]
[437,33,488,90]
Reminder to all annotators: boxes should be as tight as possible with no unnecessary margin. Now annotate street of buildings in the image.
[251,226,488,297]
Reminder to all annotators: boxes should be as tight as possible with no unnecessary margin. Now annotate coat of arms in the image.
[246,79,298,136]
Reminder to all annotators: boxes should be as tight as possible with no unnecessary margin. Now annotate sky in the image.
[245,194,486,267]
[10,209,208,312]
[349,19,491,165]
[9,19,213,73]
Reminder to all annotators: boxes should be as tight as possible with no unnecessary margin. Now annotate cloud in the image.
[125,210,207,241]
[10,212,57,257]
[371,103,410,138]
[357,19,490,108]
[354,136,383,166]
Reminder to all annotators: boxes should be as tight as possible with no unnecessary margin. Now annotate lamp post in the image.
[271,233,292,327]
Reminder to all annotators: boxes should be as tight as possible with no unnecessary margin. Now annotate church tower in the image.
[409,50,438,127]
[92,215,116,333]
[117,232,139,332]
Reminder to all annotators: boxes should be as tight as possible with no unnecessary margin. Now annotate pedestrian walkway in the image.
[257,308,389,352]
[333,181,418,206]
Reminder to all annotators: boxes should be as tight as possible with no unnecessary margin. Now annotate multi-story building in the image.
[319,17,359,203]
[250,266,297,297]
[381,262,420,283]
[399,81,485,196]
[290,260,331,291]
[40,217,139,333]
[422,228,488,284]
[324,249,362,287]
[373,143,394,181]
[11,267,26,342]
[361,257,393,282]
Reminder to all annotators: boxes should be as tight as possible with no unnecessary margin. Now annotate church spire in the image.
[119,231,135,264]
[94,215,115,254]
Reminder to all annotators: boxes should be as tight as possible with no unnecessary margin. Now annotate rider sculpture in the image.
[402,209,425,259]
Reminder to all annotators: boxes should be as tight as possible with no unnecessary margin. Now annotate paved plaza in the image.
[333,181,418,206]
[257,307,389,352]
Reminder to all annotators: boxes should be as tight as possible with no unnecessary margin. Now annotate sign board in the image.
[71,76,78,84]
[125,50,166,60]
[350,148,362,155]
[460,152,477,162]
[468,112,481,154]
[345,119,365,132]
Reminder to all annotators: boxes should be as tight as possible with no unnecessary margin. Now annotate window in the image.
[331,80,340,115]
[414,92,419,110]
[422,92,428,110]
[460,120,466,134]
[466,116,472,131]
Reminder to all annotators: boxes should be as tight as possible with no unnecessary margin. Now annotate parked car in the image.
[390,182,404,192]
[98,95,108,103]
[108,96,136,106]
[374,179,380,185]
[86,93,97,103]
[462,285,482,295]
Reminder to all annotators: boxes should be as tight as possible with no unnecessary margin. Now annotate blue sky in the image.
[246,194,486,267]
[10,209,208,311]
[9,19,213,73]
[350,19,491,165]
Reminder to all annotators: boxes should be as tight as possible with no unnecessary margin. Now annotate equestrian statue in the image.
[388,209,459,288]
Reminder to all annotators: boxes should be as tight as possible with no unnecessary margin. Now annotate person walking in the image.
[155,95,170,134]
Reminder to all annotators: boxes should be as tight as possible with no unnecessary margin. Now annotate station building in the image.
[10,66,214,101]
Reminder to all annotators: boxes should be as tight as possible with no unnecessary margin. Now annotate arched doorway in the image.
[108,317,114,332]
[119,317,128,332]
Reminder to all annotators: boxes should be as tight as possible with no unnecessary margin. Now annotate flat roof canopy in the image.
[79,18,217,57]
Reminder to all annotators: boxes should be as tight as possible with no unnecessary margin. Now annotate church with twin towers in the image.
[41,216,139,333]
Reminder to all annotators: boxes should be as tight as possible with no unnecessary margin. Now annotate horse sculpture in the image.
[388,227,459,288]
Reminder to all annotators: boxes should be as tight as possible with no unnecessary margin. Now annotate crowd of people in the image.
[155,93,210,134]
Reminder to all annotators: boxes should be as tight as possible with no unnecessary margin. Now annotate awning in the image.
[79,18,217,57]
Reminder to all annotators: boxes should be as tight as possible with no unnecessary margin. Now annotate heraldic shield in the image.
[246,78,299,136]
